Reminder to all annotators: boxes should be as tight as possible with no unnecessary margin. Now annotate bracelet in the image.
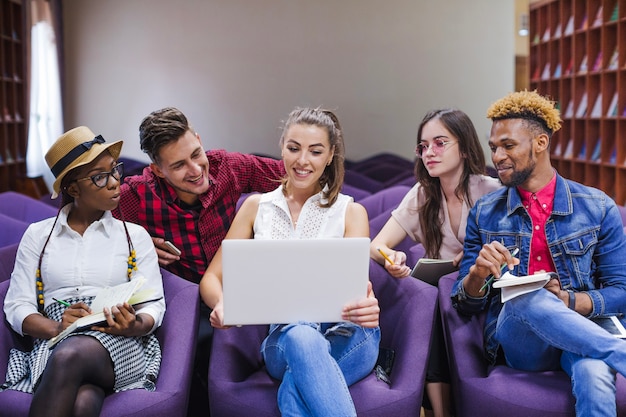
[567,290,576,311]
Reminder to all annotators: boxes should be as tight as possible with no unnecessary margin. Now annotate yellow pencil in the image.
[377,247,395,265]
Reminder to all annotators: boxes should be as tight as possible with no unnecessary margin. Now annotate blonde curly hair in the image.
[487,90,561,135]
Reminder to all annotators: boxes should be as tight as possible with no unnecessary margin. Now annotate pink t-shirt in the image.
[391,174,502,259]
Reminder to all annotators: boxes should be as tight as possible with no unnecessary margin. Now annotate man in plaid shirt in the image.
[113,107,285,416]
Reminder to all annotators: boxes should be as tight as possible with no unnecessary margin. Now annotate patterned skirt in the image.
[1,295,161,394]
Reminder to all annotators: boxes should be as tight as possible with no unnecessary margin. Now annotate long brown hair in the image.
[415,109,486,258]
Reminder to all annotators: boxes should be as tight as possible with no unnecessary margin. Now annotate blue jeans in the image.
[495,289,626,416]
[261,322,380,417]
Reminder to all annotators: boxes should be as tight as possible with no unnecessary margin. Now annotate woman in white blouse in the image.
[2,126,165,417]
[200,108,379,417]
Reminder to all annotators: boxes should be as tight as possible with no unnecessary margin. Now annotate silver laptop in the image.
[222,237,370,326]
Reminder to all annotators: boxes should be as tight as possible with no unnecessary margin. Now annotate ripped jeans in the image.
[261,322,380,417]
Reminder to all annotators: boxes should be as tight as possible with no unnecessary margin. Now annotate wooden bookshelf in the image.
[530,0,626,205]
[0,0,27,193]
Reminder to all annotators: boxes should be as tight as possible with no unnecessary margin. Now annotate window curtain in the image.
[25,0,64,193]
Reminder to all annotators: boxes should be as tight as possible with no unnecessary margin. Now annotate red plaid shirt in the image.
[114,150,284,283]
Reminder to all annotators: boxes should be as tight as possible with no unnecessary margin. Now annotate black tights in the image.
[29,336,115,417]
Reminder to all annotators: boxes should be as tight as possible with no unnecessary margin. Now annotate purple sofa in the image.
[358,185,410,220]
[0,268,200,417]
[207,261,438,416]
[0,191,57,223]
[0,214,30,248]
[0,243,19,283]
[438,273,626,416]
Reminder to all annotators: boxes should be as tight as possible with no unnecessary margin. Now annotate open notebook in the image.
[221,238,370,326]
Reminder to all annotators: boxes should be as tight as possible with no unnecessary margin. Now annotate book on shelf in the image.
[532,65,541,80]
[410,258,458,286]
[575,92,588,118]
[553,22,562,38]
[563,99,574,118]
[610,4,619,22]
[542,27,551,42]
[592,51,603,71]
[608,92,619,117]
[610,147,616,164]
[578,54,588,74]
[580,13,588,30]
[563,139,574,158]
[593,5,603,27]
[578,142,587,160]
[541,63,551,80]
[564,57,574,76]
[553,63,562,78]
[553,141,562,156]
[48,276,160,348]
[590,138,601,162]
[564,15,574,35]
[590,93,603,118]
[608,48,619,70]
[492,271,556,303]
[533,33,540,45]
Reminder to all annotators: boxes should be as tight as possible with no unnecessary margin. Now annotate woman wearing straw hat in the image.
[2,126,165,417]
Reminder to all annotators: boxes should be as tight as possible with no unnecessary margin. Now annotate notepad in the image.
[221,238,370,326]
[410,258,458,286]
[493,271,555,302]
[48,276,160,348]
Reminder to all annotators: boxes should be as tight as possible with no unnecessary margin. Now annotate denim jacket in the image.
[451,173,626,364]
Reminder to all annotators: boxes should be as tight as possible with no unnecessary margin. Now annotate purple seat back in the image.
[438,273,626,416]
[208,261,437,416]
[0,214,30,248]
[341,184,372,201]
[358,185,410,220]
[0,269,199,417]
[0,192,57,223]
[0,243,19,283]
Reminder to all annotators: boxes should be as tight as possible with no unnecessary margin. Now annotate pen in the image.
[377,247,395,265]
[53,298,71,308]
[479,247,520,292]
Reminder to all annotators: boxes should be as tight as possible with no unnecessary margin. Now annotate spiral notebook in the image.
[221,238,370,326]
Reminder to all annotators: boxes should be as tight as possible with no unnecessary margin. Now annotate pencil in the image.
[479,247,520,292]
[377,247,395,265]
[53,297,71,308]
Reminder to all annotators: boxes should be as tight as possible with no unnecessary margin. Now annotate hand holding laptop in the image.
[341,281,380,328]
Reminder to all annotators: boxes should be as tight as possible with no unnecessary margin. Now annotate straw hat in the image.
[45,126,123,198]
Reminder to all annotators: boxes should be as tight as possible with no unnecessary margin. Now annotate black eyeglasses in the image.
[415,138,457,158]
[75,162,124,188]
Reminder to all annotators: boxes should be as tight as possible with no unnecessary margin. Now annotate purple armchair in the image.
[0,243,19,283]
[207,261,438,416]
[0,268,200,417]
[0,192,57,223]
[358,185,411,220]
[438,273,626,416]
[0,214,30,248]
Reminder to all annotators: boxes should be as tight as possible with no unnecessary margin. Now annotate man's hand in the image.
[465,242,519,297]
[152,237,180,266]
[543,276,569,306]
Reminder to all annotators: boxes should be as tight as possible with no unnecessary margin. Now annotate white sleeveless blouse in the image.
[253,186,352,240]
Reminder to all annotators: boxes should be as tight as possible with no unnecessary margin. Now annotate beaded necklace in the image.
[35,208,137,315]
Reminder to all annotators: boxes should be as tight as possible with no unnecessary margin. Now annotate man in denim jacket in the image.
[451,90,626,416]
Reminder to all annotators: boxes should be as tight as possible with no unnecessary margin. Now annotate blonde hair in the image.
[487,90,561,136]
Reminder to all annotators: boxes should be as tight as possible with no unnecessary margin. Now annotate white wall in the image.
[62,0,515,164]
